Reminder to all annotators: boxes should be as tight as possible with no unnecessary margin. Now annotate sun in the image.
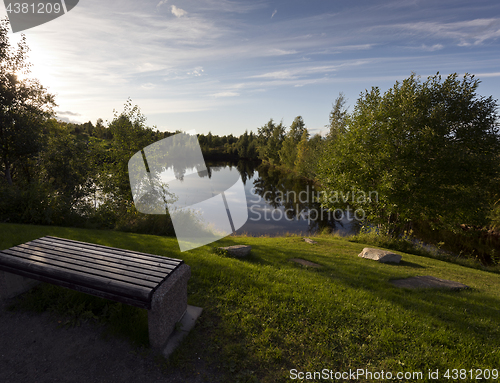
[10,35,63,91]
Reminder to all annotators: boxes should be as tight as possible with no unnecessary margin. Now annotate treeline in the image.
[214,116,324,177]
[242,73,500,263]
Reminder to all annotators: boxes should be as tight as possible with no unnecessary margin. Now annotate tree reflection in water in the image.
[205,161,360,236]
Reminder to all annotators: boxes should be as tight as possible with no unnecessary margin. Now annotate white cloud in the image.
[157,0,168,8]
[187,67,204,77]
[136,62,167,73]
[251,69,295,80]
[267,48,298,56]
[212,91,240,98]
[476,72,500,78]
[250,61,370,80]
[271,9,277,18]
[171,5,188,18]
[420,43,444,51]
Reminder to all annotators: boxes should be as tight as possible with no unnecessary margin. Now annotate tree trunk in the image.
[4,161,13,185]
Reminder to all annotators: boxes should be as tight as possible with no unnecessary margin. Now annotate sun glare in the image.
[9,34,63,91]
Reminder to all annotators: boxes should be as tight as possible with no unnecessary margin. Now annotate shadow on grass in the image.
[394,260,426,269]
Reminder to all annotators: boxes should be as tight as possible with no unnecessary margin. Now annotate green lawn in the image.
[1,223,500,382]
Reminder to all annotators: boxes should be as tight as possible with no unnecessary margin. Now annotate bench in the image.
[0,236,191,349]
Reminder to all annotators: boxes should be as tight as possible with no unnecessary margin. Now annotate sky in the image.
[2,0,500,136]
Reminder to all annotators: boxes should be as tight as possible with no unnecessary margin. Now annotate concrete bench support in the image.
[0,270,40,300]
[148,263,191,349]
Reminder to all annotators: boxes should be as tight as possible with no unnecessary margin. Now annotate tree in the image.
[257,119,285,165]
[236,130,249,158]
[294,128,310,175]
[307,133,324,177]
[101,99,157,205]
[317,73,500,234]
[40,119,92,216]
[326,92,348,141]
[279,116,306,169]
[0,18,56,185]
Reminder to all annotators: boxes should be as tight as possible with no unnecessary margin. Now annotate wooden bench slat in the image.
[17,242,174,278]
[1,248,159,290]
[10,245,167,285]
[0,252,152,304]
[42,236,182,266]
[34,238,179,270]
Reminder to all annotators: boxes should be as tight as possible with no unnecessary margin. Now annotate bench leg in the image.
[0,270,41,300]
[148,263,191,349]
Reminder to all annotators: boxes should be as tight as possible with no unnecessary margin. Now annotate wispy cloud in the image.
[56,110,82,123]
[195,0,267,14]
[267,48,298,56]
[420,43,444,51]
[57,110,81,116]
[388,18,500,46]
[171,5,188,18]
[476,72,500,78]
[250,61,371,80]
[212,91,240,98]
[156,0,168,8]
[271,9,277,18]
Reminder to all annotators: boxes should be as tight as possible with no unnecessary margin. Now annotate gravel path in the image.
[0,300,219,383]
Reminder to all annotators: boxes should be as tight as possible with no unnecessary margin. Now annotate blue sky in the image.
[2,0,500,136]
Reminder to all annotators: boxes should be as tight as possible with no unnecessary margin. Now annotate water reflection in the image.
[205,161,359,237]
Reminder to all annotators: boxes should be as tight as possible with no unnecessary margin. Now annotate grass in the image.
[1,223,500,382]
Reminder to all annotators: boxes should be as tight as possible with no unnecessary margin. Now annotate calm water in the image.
[206,161,359,237]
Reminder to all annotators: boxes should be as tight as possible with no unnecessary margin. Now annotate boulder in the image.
[390,276,470,290]
[358,247,402,264]
[219,245,252,257]
[290,258,322,268]
[303,238,318,244]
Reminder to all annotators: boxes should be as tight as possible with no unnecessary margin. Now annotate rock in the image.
[290,258,322,268]
[390,276,470,290]
[219,245,252,257]
[358,247,402,263]
[303,238,318,244]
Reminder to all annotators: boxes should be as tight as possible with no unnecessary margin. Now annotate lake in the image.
[206,161,360,237]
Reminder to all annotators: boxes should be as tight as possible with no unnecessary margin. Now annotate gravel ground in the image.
[0,300,220,383]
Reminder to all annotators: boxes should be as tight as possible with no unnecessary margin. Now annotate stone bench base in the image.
[0,270,41,300]
[148,263,191,349]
